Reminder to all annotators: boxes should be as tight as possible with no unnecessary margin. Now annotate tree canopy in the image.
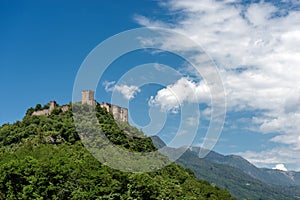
[0,103,235,199]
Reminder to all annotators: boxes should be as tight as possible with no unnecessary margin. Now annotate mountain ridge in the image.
[151,136,300,200]
[190,146,300,186]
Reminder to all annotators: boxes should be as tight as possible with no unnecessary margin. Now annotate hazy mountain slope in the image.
[177,149,296,200]
[190,147,300,186]
[151,138,298,199]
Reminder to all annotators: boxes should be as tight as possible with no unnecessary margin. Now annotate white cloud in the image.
[284,88,300,113]
[238,148,300,171]
[103,81,141,100]
[186,117,198,126]
[137,0,300,170]
[245,2,277,26]
[103,81,115,92]
[149,77,210,113]
[202,107,212,120]
[273,164,288,171]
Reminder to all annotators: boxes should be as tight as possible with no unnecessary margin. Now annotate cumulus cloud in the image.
[238,148,299,171]
[136,0,300,170]
[149,77,210,113]
[245,2,277,26]
[284,88,300,113]
[273,164,288,172]
[103,81,141,100]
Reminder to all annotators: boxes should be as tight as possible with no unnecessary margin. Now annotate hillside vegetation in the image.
[0,103,234,199]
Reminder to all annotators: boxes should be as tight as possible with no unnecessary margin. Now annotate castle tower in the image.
[49,101,57,112]
[82,90,96,106]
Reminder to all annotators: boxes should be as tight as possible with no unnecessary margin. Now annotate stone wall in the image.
[32,109,51,116]
[101,103,111,113]
[110,105,128,122]
[61,105,70,112]
[100,102,128,122]
[32,101,70,116]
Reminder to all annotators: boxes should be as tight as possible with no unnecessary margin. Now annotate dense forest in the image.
[0,103,235,199]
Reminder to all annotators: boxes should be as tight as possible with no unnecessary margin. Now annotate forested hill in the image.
[0,103,235,199]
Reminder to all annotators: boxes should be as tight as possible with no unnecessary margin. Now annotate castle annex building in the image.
[32,90,128,122]
[100,102,128,123]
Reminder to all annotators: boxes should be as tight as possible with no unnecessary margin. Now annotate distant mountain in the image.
[151,137,300,200]
[151,135,166,149]
[191,147,300,186]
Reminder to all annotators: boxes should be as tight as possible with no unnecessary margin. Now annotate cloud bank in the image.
[136,0,300,170]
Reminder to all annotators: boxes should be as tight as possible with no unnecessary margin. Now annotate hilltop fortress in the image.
[32,90,128,122]
[81,90,128,122]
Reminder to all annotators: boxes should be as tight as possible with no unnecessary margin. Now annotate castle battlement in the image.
[32,90,128,122]
[32,101,70,116]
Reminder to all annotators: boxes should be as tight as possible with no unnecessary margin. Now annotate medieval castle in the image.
[32,90,128,122]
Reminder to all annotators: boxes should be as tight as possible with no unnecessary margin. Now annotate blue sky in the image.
[0,0,160,122]
[1,0,300,171]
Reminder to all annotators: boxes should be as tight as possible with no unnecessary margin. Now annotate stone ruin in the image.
[32,90,128,122]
